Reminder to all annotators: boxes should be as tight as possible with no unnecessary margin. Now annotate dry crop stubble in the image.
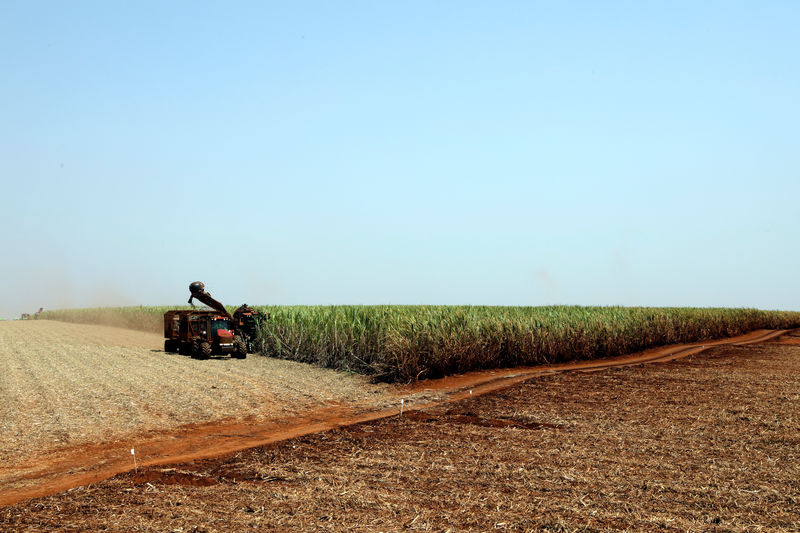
[0,320,393,480]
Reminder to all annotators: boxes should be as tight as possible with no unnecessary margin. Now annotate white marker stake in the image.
[131,448,137,473]
[400,399,404,416]
[470,390,473,395]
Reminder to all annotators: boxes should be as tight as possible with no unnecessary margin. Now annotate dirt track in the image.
[2,332,798,531]
[0,320,794,512]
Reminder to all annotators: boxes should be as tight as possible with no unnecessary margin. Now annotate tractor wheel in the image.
[233,337,247,359]
[190,339,201,359]
[164,340,176,353]
[199,341,212,360]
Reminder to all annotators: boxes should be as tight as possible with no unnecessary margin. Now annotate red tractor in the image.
[163,282,262,359]
[163,309,246,359]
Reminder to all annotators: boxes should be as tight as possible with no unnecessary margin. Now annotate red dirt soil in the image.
[0,328,790,508]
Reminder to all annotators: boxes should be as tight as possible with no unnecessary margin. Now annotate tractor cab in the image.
[188,313,235,351]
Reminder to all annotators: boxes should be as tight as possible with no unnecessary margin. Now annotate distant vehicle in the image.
[20,308,43,320]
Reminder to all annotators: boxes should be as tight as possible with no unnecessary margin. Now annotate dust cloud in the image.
[1,266,138,319]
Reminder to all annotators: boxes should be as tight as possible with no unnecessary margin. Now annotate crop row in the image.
[39,305,800,382]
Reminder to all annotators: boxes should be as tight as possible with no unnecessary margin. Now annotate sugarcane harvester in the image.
[163,282,264,359]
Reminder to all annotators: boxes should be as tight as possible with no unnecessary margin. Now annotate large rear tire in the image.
[190,339,202,359]
[199,341,212,360]
[233,337,247,359]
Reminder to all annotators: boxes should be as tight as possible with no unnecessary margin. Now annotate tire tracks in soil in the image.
[0,328,792,507]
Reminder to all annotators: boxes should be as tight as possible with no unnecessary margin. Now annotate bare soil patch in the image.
[2,334,798,531]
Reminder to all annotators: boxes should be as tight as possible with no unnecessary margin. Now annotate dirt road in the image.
[0,320,793,509]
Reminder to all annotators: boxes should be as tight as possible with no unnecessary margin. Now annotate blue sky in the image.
[2,1,798,317]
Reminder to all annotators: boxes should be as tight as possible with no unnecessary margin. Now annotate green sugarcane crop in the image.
[39,305,800,382]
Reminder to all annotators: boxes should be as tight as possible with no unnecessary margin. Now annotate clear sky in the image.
[2,1,798,318]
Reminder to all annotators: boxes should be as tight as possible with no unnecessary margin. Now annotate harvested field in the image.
[1,328,798,531]
[0,321,393,482]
